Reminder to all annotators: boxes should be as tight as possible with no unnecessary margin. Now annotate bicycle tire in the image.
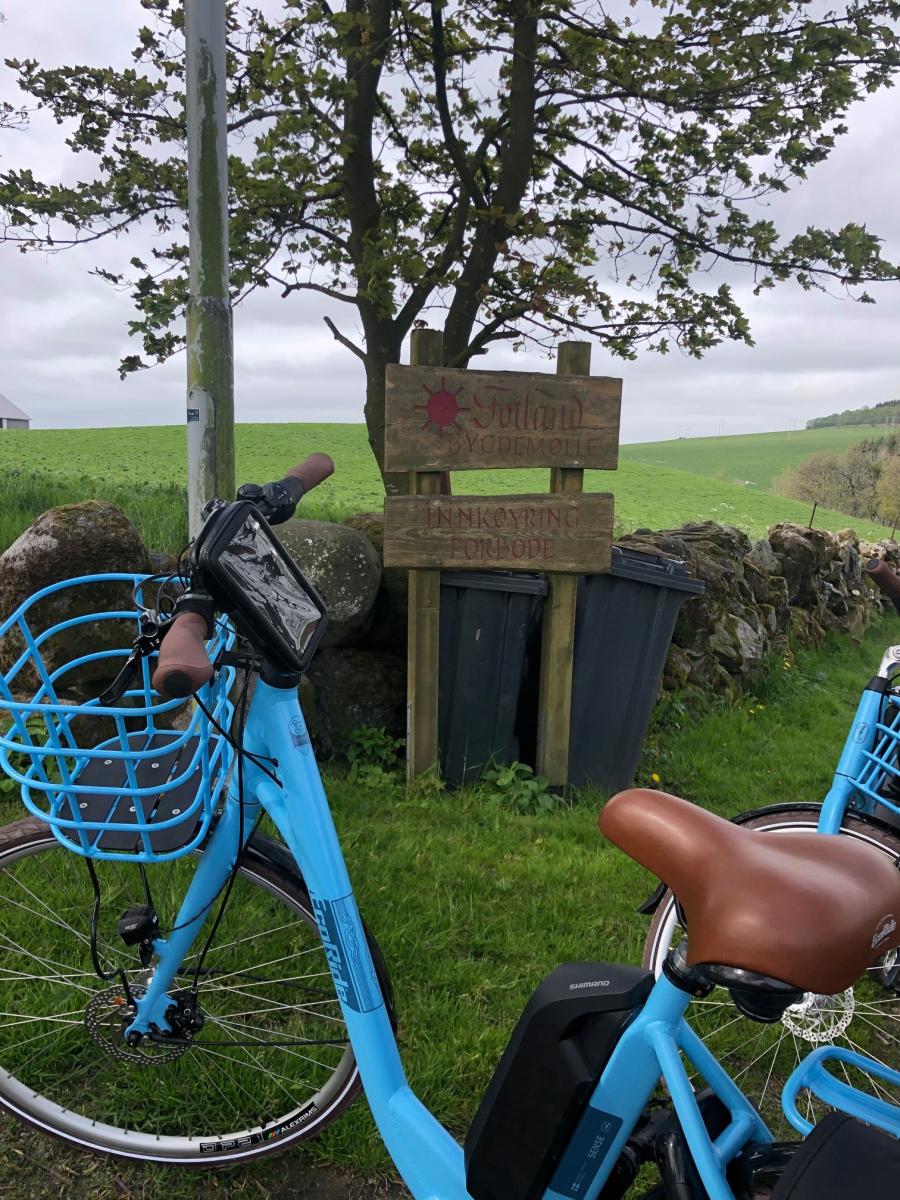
[0,817,391,1165]
[642,806,900,1140]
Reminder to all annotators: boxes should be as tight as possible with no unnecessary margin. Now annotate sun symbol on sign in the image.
[416,379,469,433]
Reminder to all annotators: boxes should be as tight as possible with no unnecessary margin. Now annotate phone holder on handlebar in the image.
[190,498,327,673]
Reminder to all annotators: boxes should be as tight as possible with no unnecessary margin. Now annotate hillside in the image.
[807,400,900,430]
[0,424,891,551]
[620,424,890,490]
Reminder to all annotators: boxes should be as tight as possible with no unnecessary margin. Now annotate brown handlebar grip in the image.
[283,453,335,495]
[152,612,214,699]
[865,557,900,597]
[865,558,900,611]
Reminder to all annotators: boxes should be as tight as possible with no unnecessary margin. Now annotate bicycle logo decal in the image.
[289,715,311,753]
[312,894,382,1014]
[873,914,897,949]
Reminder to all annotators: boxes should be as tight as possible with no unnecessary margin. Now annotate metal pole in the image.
[185,0,235,536]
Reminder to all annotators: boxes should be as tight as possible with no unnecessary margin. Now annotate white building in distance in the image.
[0,394,30,430]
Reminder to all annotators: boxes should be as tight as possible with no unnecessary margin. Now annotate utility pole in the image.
[185,0,235,536]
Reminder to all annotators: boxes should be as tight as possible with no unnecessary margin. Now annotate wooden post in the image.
[536,342,592,790]
[809,501,818,530]
[406,328,444,781]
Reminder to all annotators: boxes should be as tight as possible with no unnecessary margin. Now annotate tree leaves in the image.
[2,0,900,476]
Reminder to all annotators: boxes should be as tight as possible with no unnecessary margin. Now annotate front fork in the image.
[123,782,261,1039]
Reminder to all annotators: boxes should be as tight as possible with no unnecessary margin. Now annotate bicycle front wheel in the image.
[0,818,379,1165]
[642,807,900,1139]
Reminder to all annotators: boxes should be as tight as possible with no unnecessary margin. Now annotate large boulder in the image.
[302,647,406,759]
[277,518,382,647]
[0,501,150,699]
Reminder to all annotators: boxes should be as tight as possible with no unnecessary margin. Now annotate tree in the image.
[774,451,846,508]
[774,436,898,518]
[3,1,900,490]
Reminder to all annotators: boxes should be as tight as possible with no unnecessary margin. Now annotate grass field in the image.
[0,618,892,1198]
[621,423,890,489]
[0,424,892,552]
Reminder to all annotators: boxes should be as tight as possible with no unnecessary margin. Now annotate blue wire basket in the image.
[850,689,900,823]
[0,574,235,863]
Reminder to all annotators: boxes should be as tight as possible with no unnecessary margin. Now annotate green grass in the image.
[0,424,893,553]
[0,617,894,1196]
[621,423,892,490]
[0,468,188,559]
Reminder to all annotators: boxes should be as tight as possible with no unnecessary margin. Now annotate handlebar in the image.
[236,453,335,526]
[153,453,335,697]
[865,558,900,615]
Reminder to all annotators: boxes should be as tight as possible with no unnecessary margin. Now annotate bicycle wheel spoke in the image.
[207,1013,341,1072]
[759,1026,788,1111]
[0,1009,83,1028]
[182,921,316,960]
[0,874,94,949]
[0,934,96,996]
[193,1050,249,1129]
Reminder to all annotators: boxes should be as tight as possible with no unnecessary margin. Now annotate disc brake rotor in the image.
[84,985,193,1065]
[782,987,855,1044]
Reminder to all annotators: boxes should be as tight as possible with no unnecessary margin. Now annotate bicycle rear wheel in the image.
[642,807,900,1140]
[0,818,385,1165]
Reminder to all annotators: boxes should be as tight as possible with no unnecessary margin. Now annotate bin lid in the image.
[609,545,705,595]
[439,570,548,596]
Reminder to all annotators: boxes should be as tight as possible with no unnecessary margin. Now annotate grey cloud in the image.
[1,1,899,444]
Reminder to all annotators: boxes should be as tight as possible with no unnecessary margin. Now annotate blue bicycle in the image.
[0,454,897,1200]
[643,560,900,1140]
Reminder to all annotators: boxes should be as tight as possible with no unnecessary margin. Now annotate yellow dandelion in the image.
[651,772,661,784]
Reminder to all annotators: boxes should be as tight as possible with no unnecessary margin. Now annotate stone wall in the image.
[617,521,896,696]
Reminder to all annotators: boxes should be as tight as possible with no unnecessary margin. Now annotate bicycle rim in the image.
[0,819,362,1164]
[642,809,900,1140]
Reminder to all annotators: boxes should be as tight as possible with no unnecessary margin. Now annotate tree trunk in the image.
[362,328,410,497]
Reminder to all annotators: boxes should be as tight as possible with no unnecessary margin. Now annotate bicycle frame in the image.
[125,676,776,1199]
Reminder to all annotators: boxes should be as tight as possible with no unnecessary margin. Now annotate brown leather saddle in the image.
[600,789,900,995]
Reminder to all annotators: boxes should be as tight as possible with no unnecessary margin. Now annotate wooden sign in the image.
[384,365,621,473]
[384,493,613,574]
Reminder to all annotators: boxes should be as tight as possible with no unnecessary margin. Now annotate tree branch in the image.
[324,315,365,361]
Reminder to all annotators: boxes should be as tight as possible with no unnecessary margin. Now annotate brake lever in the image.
[98,615,166,706]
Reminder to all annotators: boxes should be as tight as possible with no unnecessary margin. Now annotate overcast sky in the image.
[1,2,899,444]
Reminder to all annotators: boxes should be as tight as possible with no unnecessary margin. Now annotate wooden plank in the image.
[403,328,443,782]
[536,341,593,790]
[385,364,621,473]
[384,493,613,574]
